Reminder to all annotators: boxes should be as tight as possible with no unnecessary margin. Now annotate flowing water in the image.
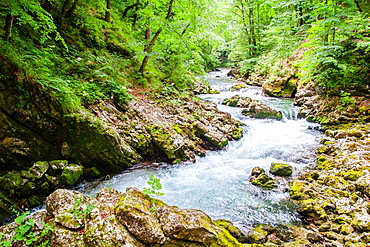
[77,68,323,231]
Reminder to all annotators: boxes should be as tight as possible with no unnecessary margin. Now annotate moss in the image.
[289,181,311,200]
[232,128,243,140]
[270,163,292,176]
[339,170,362,181]
[0,172,23,191]
[251,173,277,190]
[249,112,283,121]
[0,192,18,222]
[60,164,84,186]
[230,84,248,91]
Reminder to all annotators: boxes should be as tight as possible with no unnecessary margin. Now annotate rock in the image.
[0,192,18,222]
[21,161,49,180]
[307,232,324,243]
[46,189,89,217]
[352,212,370,232]
[270,163,293,176]
[59,164,84,186]
[262,76,297,98]
[85,166,101,178]
[241,102,283,120]
[222,95,252,108]
[231,84,248,91]
[246,224,276,244]
[250,167,278,190]
[115,187,166,244]
[157,206,217,242]
[51,228,87,247]
[0,172,23,191]
[50,160,69,170]
[214,219,248,243]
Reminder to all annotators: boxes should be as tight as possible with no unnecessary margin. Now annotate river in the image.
[77,68,323,231]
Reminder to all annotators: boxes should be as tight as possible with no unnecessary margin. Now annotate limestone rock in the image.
[241,102,283,120]
[262,76,297,98]
[0,172,23,190]
[270,163,293,176]
[222,95,252,108]
[115,187,166,244]
[21,161,49,180]
[46,189,89,217]
[231,84,248,92]
[246,224,276,244]
[59,164,84,186]
[157,206,217,242]
[250,167,278,190]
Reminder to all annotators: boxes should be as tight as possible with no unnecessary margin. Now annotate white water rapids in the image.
[77,69,323,231]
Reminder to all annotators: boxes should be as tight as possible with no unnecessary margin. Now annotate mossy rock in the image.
[21,181,36,197]
[21,161,49,180]
[50,160,69,170]
[0,172,23,190]
[246,224,276,244]
[60,164,84,186]
[214,219,248,243]
[250,167,278,190]
[270,163,293,176]
[85,167,101,178]
[0,192,18,222]
[231,84,248,92]
[232,128,243,140]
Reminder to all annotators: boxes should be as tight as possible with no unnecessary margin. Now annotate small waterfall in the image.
[77,69,323,231]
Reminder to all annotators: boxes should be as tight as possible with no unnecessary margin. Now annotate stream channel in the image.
[77,68,323,231]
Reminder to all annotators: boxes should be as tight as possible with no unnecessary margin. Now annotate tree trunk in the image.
[139,0,175,75]
[139,28,162,75]
[4,13,13,42]
[66,0,79,18]
[354,0,363,12]
[42,0,53,13]
[62,0,72,17]
[105,0,111,23]
[123,2,140,18]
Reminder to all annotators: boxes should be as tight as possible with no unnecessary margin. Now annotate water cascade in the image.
[78,69,323,230]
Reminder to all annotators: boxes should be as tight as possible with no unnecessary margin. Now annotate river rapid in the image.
[77,69,323,231]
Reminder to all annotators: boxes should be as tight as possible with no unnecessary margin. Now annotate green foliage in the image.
[0,211,54,247]
[142,174,164,196]
[70,196,96,219]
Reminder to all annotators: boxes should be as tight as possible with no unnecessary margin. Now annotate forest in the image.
[0,0,370,246]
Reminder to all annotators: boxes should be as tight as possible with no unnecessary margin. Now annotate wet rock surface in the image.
[222,95,283,120]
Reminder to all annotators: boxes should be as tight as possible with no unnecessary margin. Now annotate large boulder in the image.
[10,187,244,247]
[222,95,252,107]
[241,102,283,120]
[262,76,297,98]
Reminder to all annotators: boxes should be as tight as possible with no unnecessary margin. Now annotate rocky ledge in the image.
[0,187,248,246]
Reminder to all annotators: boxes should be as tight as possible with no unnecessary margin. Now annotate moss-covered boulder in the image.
[246,224,276,244]
[262,76,297,98]
[250,167,278,190]
[241,102,283,120]
[115,187,166,244]
[0,192,18,222]
[222,95,252,107]
[231,84,248,92]
[270,163,293,176]
[0,172,23,191]
[2,187,247,246]
[59,164,84,186]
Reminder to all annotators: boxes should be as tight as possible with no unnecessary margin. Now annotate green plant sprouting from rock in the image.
[0,211,54,247]
[142,174,164,197]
